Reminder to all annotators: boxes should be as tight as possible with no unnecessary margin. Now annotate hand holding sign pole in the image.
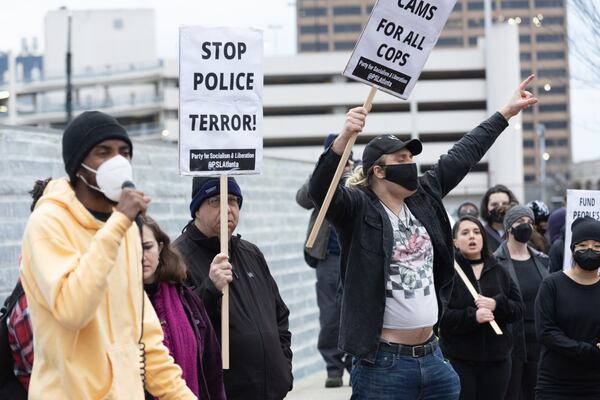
[307,0,457,248]
[306,86,377,248]
[454,261,503,335]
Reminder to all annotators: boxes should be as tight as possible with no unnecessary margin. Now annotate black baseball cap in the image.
[362,135,422,172]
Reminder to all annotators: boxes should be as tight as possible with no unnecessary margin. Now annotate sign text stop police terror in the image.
[179,27,263,176]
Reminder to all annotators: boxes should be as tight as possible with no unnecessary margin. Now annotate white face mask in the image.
[79,155,133,202]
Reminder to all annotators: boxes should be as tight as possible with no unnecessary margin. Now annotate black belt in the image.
[379,336,438,358]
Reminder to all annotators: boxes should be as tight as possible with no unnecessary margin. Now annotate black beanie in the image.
[190,176,243,217]
[62,111,132,183]
[570,217,600,250]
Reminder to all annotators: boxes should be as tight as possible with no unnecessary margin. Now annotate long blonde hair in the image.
[346,155,384,188]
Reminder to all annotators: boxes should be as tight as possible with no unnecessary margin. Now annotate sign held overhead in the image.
[343,0,457,99]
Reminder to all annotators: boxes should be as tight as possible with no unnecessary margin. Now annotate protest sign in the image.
[563,189,600,270]
[179,26,263,176]
[343,0,456,99]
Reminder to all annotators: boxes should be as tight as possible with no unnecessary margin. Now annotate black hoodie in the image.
[173,223,293,400]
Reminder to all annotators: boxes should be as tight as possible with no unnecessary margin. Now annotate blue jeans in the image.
[350,342,460,400]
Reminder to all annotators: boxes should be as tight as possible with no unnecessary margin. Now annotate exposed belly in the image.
[381,326,433,345]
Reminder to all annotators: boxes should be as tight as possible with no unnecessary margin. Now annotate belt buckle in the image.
[411,345,424,358]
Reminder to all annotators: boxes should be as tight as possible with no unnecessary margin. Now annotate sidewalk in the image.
[285,372,351,400]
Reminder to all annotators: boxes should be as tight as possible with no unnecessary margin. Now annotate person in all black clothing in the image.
[494,205,549,400]
[535,217,600,399]
[173,177,293,400]
[479,185,519,254]
[440,216,523,400]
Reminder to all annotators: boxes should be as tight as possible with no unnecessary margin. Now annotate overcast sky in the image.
[0,0,597,163]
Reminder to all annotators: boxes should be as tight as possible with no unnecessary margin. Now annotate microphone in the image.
[122,181,143,231]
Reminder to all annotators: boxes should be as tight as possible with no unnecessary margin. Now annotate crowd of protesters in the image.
[1,74,599,400]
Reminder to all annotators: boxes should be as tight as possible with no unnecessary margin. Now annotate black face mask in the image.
[383,163,418,191]
[573,249,600,271]
[488,208,505,224]
[512,223,533,243]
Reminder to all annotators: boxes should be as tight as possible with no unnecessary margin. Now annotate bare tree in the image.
[569,0,600,87]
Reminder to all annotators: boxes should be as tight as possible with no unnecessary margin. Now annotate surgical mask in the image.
[512,223,533,243]
[383,163,418,191]
[79,155,133,202]
[573,249,600,271]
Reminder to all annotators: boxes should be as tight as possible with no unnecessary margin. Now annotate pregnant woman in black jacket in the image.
[440,215,524,400]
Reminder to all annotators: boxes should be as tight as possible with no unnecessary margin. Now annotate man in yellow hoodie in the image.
[19,111,196,399]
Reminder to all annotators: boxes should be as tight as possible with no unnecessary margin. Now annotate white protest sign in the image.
[563,189,600,270]
[343,0,456,99]
[179,26,263,176]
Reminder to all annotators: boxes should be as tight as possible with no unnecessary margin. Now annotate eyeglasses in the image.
[206,195,241,209]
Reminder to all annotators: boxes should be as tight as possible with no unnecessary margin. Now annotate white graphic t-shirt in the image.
[381,202,438,329]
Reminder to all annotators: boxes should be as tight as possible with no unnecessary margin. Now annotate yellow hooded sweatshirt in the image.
[19,179,196,400]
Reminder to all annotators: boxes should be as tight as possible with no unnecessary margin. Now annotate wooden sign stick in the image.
[220,174,230,368]
[306,86,377,249]
[453,261,503,335]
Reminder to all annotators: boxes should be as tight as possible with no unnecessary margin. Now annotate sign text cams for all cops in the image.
[179,26,263,176]
[343,0,456,99]
[563,189,600,270]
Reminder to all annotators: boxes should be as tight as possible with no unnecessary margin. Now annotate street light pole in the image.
[66,13,73,123]
[537,123,546,202]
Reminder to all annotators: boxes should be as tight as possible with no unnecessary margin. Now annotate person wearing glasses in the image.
[173,177,293,400]
[534,217,600,400]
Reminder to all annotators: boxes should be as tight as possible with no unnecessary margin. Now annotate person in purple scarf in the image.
[142,215,226,400]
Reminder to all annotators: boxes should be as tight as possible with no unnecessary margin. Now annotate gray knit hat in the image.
[504,205,535,232]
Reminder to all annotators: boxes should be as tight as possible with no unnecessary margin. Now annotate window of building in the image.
[446,19,464,29]
[367,5,374,13]
[468,1,484,10]
[537,50,565,60]
[539,103,567,112]
[534,0,564,7]
[538,68,567,78]
[520,35,531,43]
[521,69,533,78]
[468,36,479,45]
[541,120,568,129]
[536,34,564,43]
[538,85,567,94]
[300,42,329,52]
[300,7,327,17]
[300,25,328,34]
[454,2,463,11]
[334,23,362,33]
[520,52,532,61]
[333,6,362,15]
[468,18,484,27]
[437,37,464,46]
[523,139,535,148]
[524,157,536,165]
[334,41,356,50]
[525,175,536,182]
[542,16,564,25]
[501,0,530,8]
[523,122,534,130]
[113,19,124,30]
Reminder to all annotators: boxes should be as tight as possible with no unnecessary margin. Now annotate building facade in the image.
[297,0,571,201]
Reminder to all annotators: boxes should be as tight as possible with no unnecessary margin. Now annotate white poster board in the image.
[563,189,600,270]
[343,0,456,99]
[179,26,263,176]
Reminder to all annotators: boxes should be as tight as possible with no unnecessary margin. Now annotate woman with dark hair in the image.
[142,216,226,400]
[535,217,600,399]
[479,185,519,253]
[440,215,523,400]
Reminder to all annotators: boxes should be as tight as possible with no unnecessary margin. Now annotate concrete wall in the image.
[0,125,323,381]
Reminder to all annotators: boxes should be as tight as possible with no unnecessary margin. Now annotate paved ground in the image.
[285,371,351,399]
